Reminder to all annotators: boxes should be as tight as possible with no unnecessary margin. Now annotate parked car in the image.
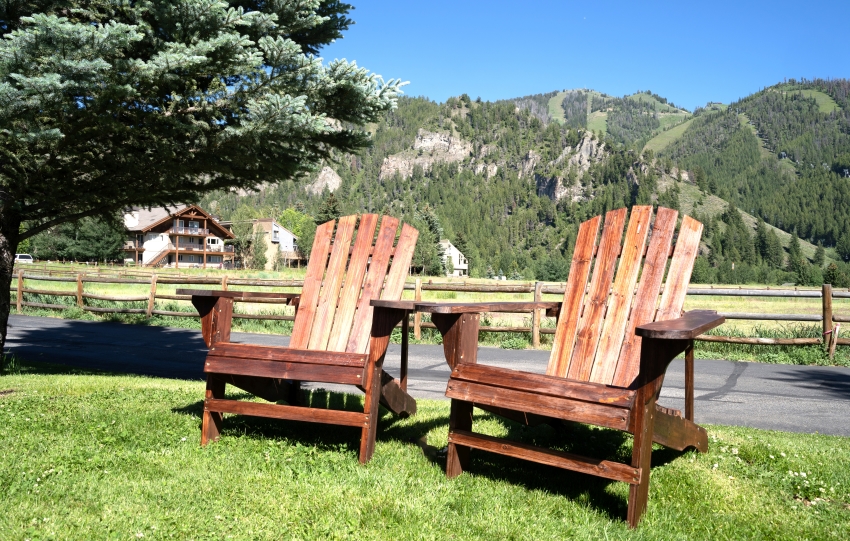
[14,254,34,264]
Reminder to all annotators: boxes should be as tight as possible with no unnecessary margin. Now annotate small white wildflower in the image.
[731,448,738,455]
[801,472,807,478]
[769,455,775,459]
[136,533,144,539]
[712,463,718,470]
[181,437,187,442]
[781,452,786,457]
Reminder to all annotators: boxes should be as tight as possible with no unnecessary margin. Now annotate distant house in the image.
[439,239,469,277]
[251,218,301,270]
[122,205,235,268]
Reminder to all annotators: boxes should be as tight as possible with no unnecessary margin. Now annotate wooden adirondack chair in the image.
[415,206,725,527]
[179,214,419,463]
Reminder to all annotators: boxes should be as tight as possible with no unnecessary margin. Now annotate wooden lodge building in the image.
[123,205,235,268]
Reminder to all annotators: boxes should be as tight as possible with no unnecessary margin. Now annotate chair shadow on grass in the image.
[416,410,687,523]
[172,386,450,456]
[173,386,690,523]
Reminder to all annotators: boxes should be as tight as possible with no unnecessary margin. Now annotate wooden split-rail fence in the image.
[9,264,850,358]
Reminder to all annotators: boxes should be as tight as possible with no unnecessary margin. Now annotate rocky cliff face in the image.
[379,129,474,180]
[305,166,342,195]
[534,133,608,202]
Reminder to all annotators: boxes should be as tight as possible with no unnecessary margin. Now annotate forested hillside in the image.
[29,79,850,287]
[660,78,850,285]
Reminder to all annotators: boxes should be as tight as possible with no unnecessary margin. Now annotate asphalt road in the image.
[5,315,850,436]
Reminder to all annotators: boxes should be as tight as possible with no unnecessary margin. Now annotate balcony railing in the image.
[167,227,210,236]
[123,241,144,250]
[174,244,234,253]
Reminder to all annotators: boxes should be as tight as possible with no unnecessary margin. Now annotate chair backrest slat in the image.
[347,222,418,353]
[566,208,627,381]
[656,215,702,322]
[545,206,703,388]
[326,214,380,352]
[308,216,358,350]
[588,205,652,384]
[345,216,403,354]
[611,207,678,387]
[290,214,418,355]
[290,220,335,349]
[546,215,601,377]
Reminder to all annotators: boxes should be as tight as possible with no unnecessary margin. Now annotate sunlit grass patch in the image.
[0,363,848,539]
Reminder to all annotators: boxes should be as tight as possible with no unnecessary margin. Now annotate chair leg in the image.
[446,399,474,478]
[627,384,659,528]
[359,363,382,464]
[201,375,225,446]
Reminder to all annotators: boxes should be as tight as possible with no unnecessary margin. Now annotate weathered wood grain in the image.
[290,220,335,348]
[450,364,634,407]
[327,214,379,351]
[345,215,399,354]
[567,208,627,381]
[611,207,678,388]
[590,206,652,384]
[445,380,630,431]
[309,215,357,350]
[546,215,601,377]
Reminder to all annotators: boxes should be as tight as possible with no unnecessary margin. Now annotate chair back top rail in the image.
[546,206,703,388]
[289,214,418,354]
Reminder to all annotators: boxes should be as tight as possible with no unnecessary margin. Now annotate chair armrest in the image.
[177,289,300,304]
[414,301,561,314]
[370,300,417,311]
[635,310,725,340]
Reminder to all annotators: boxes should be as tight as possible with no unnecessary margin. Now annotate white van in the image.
[15,254,34,264]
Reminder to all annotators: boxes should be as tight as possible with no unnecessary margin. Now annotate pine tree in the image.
[315,193,342,225]
[838,232,850,262]
[787,233,803,272]
[813,242,825,267]
[0,0,405,351]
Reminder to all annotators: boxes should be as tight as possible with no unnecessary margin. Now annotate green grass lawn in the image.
[0,362,848,540]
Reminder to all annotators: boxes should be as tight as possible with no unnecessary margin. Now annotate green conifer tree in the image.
[0,0,405,351]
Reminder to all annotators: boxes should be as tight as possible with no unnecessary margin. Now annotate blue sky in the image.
[322,0,850,111]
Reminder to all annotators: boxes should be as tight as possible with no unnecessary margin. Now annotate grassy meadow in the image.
[0,361,848,540]
[586,111,608,135]
[643,117,695,155]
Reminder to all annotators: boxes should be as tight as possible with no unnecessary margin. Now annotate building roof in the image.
[123,204,234,239]
[124,205,187,232]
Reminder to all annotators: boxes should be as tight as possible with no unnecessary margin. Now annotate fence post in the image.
[147,273,157,318]
[221,275,228,291]
[76,273,83,308]
[532,281,542,348]
[16,269,23,313]
[413,278,422,340]
[822,283,833,352]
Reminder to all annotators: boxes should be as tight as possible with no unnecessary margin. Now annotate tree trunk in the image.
[0,210,21,353]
